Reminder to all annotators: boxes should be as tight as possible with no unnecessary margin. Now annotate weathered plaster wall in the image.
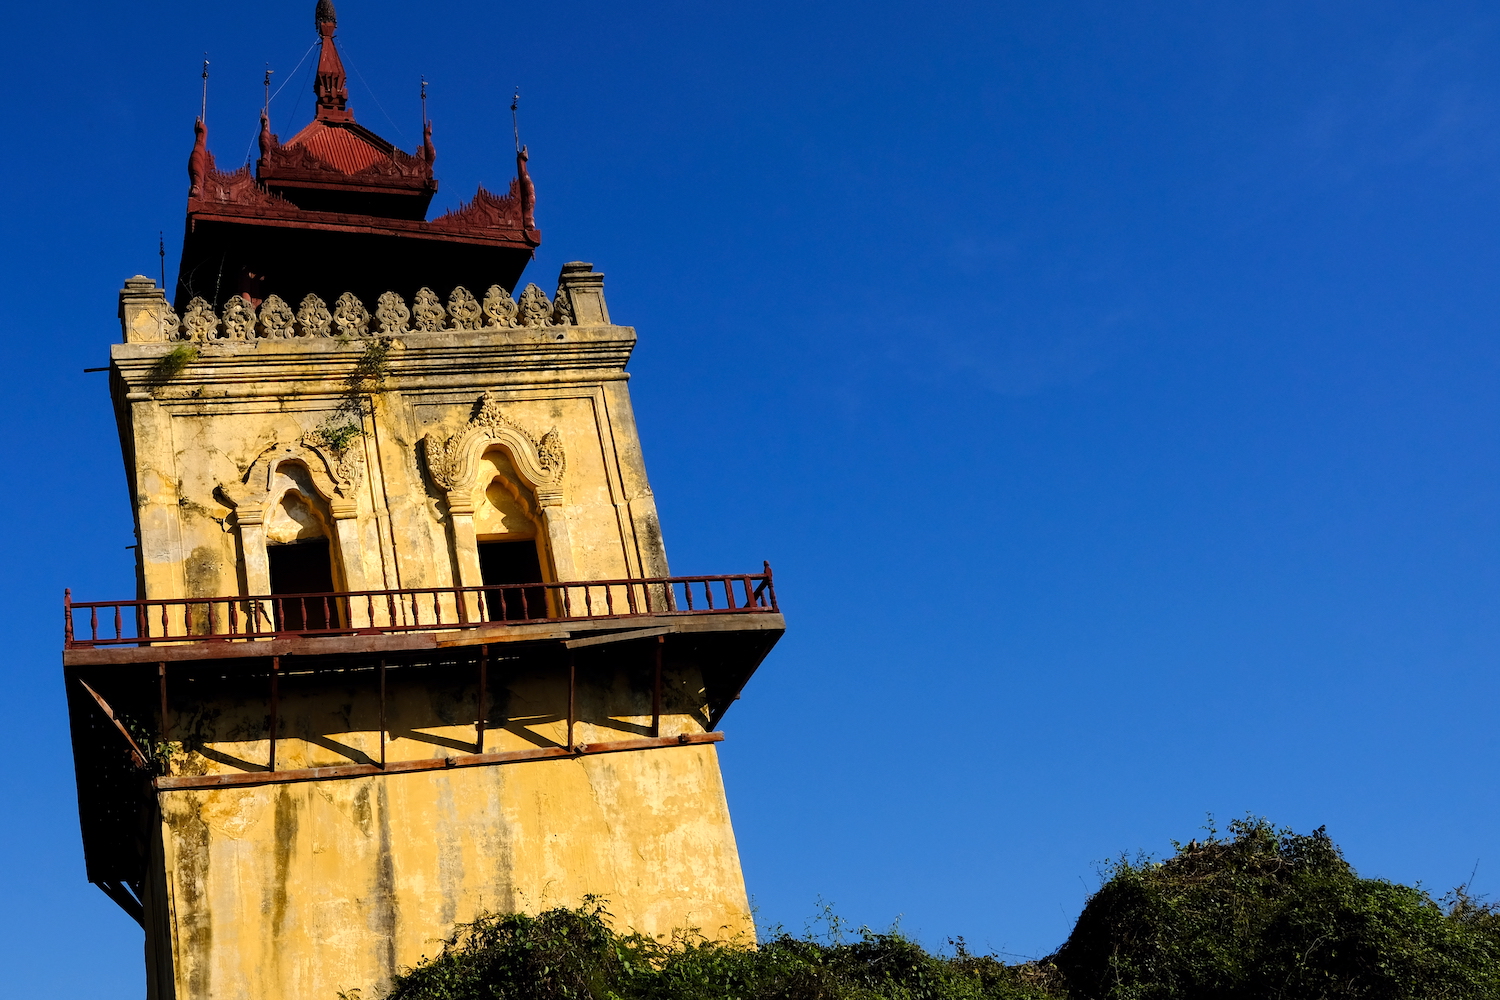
[156,736,750,1000]
[109,274,752,1000]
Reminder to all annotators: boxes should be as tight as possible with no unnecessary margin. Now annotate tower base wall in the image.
[150,743,751,1000]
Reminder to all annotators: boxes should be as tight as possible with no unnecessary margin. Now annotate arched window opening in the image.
[473,449,547,621]
[265,489,337,630]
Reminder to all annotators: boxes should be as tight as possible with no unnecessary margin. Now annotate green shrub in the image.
[370,820,1500,1000]
[378,897,1061,1000]
[1053,816,1500,1000]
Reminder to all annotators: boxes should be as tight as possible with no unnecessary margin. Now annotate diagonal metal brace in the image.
[78,678,148,770]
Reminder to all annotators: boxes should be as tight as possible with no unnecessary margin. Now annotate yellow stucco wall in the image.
[109,276,758,1000]
[156,742,750,1000]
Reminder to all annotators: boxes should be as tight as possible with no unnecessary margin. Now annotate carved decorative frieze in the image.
[149,283,580,345]
[429,182,524,232]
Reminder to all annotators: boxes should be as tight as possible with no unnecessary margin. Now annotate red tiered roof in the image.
[177,0,540,310]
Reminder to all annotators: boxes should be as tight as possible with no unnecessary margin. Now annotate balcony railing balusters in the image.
[62,570,778,647]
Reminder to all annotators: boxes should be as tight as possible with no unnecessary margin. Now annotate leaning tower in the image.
[63,5,783,998]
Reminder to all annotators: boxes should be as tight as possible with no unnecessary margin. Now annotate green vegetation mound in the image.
[366,819,1500,1000]
[1054,816,1500,999]
[371,901,1055,1000]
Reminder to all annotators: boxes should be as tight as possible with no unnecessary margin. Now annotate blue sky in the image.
[4,0,1500,993]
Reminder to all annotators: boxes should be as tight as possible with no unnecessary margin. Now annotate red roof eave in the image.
[186,200,540,248]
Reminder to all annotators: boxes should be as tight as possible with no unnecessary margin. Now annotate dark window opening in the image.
[268,538,336,631]
[478,540,546,621]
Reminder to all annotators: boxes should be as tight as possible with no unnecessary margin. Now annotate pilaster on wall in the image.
[557,262,610,325]
[119,276,173,344]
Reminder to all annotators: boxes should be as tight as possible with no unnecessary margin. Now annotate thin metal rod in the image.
[155,731,727,791]
[379,658,387,768]
[159,660,169,740]
[268,656,279,773]
[477,644,488,754]
[652,636,663,738]
[567,653,575,750]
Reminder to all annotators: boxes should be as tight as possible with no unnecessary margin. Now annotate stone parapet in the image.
[120,263,609,345]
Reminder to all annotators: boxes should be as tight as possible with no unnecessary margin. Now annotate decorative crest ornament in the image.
[333,292,369,337]
[160,305,183,341]
[301,427,366,496]
[221,296,256,341]
[297,293,332,336]
[483,285,518,328]
[374,291,410,334]
[258,295,296,338]
[551,286,574,326]
[447,286,481,330]
[312,0,352,121]
[517,283,551,327]
[412,287,446,331]
[183,297,218,342]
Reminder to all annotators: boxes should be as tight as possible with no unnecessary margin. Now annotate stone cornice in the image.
[108,326,638,401]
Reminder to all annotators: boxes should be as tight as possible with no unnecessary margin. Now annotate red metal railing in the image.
[64,566,777,649]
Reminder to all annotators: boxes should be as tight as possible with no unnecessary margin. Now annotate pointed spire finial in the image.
[511,87,521,153]
[312,0,352,121]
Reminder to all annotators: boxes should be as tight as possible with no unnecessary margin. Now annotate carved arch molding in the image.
[422,392,575,585]
[217,433,369,597]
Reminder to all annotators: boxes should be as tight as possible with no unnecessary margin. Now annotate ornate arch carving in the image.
[219,433,365,521]
[422,392,565,507]
[215,432,370,602]
[421,393,575,589]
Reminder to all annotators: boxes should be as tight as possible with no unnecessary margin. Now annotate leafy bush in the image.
[368,821,1500,1000]
[1053,816,1500,1000]
[377,897,1061,1000]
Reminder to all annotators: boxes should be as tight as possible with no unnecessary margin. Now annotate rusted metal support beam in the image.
[652,635,663,738]
[158,662,169,741]
[77,678,148,769]
[268,655,280,773]
[153,731,726,791]
[477,644,488,754]
[94,881,145,929]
